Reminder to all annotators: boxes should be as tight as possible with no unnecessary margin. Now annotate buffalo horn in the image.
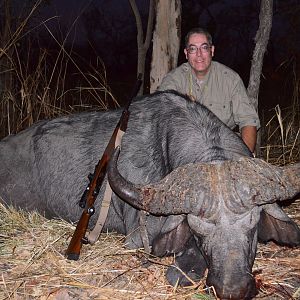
[107,147,207,215]
[108,147,300,216]
[242,158,300,205]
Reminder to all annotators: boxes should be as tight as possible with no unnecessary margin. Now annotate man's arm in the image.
[157,74,178,91]
[241,126,257,153]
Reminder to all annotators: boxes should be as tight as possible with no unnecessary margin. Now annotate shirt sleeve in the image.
[157,73,179,91]
[232,78,261,130]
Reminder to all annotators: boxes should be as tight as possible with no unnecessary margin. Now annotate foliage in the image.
[0,0,116,139]
[260,58,300,164]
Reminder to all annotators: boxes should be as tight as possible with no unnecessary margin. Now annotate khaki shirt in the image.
[158,61,260,130]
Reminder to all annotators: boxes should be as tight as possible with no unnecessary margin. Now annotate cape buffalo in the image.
[0,91,299,299]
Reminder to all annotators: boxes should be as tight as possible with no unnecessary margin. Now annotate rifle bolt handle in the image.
[82,236,89,244]
[88,206,95,215]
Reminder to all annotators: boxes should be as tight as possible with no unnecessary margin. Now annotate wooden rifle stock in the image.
[66,74,142,260]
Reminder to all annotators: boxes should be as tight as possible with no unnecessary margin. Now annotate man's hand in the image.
[241,126,257,153]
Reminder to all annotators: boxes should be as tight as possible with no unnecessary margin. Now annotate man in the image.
[157,27,260,152]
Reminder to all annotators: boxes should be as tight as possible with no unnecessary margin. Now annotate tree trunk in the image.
[247,0,273,156]
[129,0,155,95]
[150,0,181,93]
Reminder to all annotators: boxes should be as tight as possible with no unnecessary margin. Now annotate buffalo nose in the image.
[207,275,257,300]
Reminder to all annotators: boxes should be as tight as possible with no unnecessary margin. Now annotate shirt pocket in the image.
[205,100,234,127]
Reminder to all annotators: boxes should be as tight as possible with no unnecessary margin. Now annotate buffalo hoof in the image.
[166,237,207,286]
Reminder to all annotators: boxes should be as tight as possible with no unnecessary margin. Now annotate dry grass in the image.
[0,199,299,300]
[0,203,212,300]
[0,0,117,139]
[253,200,300,300]
[260,75,300,165]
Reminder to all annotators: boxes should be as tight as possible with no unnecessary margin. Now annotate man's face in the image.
[184,33,215,79]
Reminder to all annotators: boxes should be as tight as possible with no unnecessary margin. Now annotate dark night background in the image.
[2,0,300,118]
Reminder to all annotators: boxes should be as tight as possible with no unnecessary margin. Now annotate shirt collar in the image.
[186,61,213,83]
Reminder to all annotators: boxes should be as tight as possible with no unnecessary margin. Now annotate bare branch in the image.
[128,0,144,47]
[247,0,273,110]
[144,0,155,49]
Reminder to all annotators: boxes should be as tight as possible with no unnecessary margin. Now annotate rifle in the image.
[66,74,143,260]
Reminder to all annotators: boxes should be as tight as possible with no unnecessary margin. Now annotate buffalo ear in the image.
[165,236,207,287]
[258,209,300,247]
[152,219,192,257]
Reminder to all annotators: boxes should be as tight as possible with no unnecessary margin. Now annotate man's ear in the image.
[211,45,215,57]
[184,48,188,60]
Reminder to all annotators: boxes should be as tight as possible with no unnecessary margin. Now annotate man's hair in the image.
[184,28,213,48]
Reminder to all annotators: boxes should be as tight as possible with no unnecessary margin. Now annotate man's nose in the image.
[196,49,203,56]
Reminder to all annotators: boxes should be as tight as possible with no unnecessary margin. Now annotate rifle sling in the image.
[85,126,151,253]
[139,210,151,254]
[85,127,125,244]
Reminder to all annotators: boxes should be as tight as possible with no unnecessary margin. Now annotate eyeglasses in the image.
[186,43,211,54]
